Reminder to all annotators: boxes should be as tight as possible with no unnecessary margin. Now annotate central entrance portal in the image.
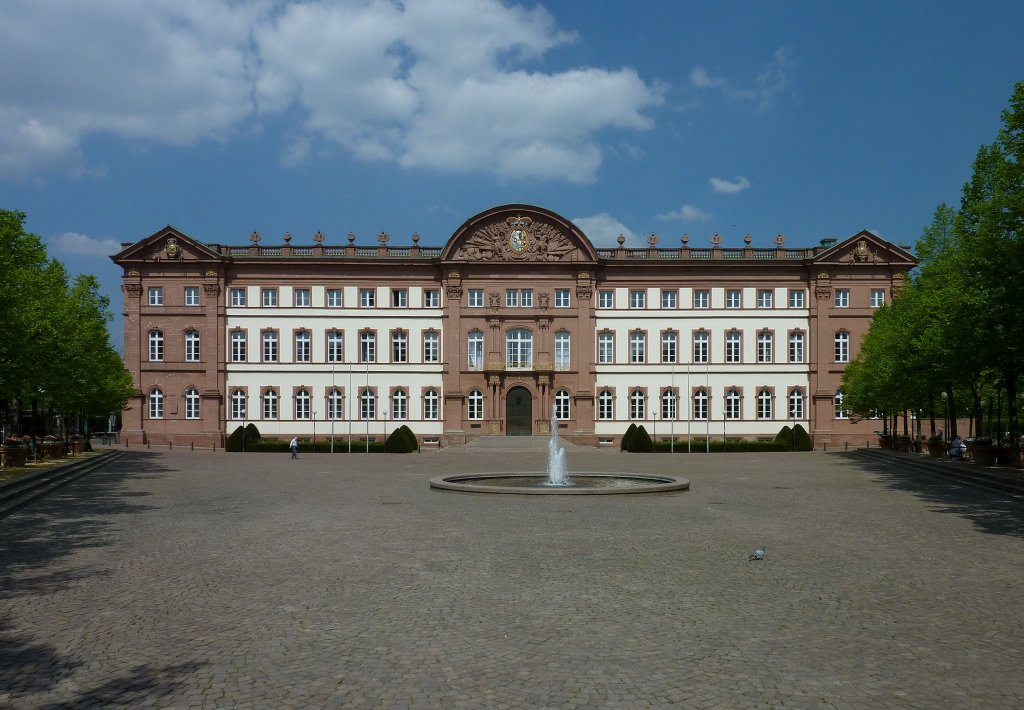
[505,386,533,436]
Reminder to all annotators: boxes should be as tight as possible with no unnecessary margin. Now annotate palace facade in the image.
[112,204,916,448]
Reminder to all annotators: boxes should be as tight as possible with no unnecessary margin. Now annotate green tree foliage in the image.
[620,422,637,451]
[626,424,653,452]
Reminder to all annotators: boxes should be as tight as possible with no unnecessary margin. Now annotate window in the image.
[757,331,773,363]
[693,331,708,364]
[788,289,804,308]
[662,389,677,420]
[293,288,310,307]
[262,288,278,307]
[148,287,163,306]
[789,390,804,420]
[327,289,342,307]
[505,289,519,308]
[757,289,773,308]
[598,332,614,364]
[555,331,571,370]
[360,389,375,420]
[230,288,247,306]
[468,331,484,370]
[725,331,741,363]
[231,389,246,420]
[184,330,200,362]
[520,289,533,307]
[693,289,710,309]
[629,290,646,309]
[757,389,772,420]
[629,331,646,364]
[506,329,533,370]
[423,331,439,363]
[148,330,164,362]
[555,289,570,308]
[835,331,850,363]
[185,388,200,419]
[327,388,343,420]
[423,389,439,420]
[468,289,484,307]
[789,332,805,363]
[327,331,343,363]
[391,289,407,308]
[468,389,483,420]
[184,287,199,306]
[661,289,678,309]
[598,389,614,420]
[360,331,376,363]
[231,331,246,362]
[598,290,614,309]
[294,331,311,362]
[359,288,376,307]
[148,388,163,419]
[391,331,407,363]
[263,390,278,420]
[661,331,677,364]
[693,389,708,420]
[726,290,741,309]
[725,389,741,419]
[391,389,407,420]
[554,389,570,420]
[834,389,847,419]
[262,331,278,362]
[870,289,885,308]
[629,389,645,419]
[424,289,440,308]
[834,288,850,308]
[295,389,310,420]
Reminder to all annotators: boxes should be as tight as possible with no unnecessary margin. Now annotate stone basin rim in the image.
[429,472,690,495]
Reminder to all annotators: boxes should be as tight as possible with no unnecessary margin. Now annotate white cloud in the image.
[709,176,751,194]
[656,205,712,223]
[689,67,726,89]
[688,47,794,110]
[572,213,640,248]
[50,232,122,256]
[0,0,664,183]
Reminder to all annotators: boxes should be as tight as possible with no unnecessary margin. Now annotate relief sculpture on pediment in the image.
[453,215,580,262]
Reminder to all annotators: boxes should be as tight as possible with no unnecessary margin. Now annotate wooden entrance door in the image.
[505,386,533,436]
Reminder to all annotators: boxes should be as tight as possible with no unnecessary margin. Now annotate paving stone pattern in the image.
[1,447,1023,708]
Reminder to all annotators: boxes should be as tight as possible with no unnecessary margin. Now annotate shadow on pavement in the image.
[35,661,209,710]
[834,451,1024,539]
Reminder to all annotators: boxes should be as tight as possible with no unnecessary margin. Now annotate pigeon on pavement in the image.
[749,546,766,561]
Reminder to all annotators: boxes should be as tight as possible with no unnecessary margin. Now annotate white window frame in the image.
[184,330,200,362]
[327,388,343,420]
[391,331,407,363]
[423,331,439,363]
[148,388,163,419]
[789,332,805,363]
[261,288,278,307]
[295,389,311,420]
[661,331,677,364]
[725,290,741,309]
[835,332,850,363]
[360,331,376,363]
[391,288,408,308]
[148,287,163,306]
[629,390,645,420]
[184,287,200,306]
[468,389,484,420]
[757,289,773,308]
[693,389,708,420]
[468,331,484,370]
[231,331,246,362]
[629,331,646,364]
[391,389,407,420]
[693,290,710,309]
[185,388,200,419]
[327,331,344,363]
[231,389,246,420]
[327,289,343,307]
[693,332,708,364]
[757,332,773,364]
[629,290,646,309]
[555,331,571,371]
[757,389,772,420]
[294,331,311,363]
[870,289,885,308]
[359,288,376,308]
[661,290,678,309]
[506,329,533,370]
[423,389,439,420]
[788,289,805,308]
[263,390,278,420]
[598,390,614,420]
[554,389,570,420]
[555,289,570,308]
[725,332,741,363]
[230,288,247,307]
[424,289,440,308]
[661,389,677,421]
[262,331,278,362]
[834,288,850,308]
[468,289,484,308]
[148,330,164,362]
[598,290,614,309]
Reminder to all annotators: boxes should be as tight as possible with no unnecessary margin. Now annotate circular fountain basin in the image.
[429,472,690,495]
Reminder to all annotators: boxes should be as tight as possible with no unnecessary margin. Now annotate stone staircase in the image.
[459,435,590,451]
[848,448,1024,501]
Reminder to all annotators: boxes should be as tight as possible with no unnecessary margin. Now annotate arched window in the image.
[468,331,484,370]
[598,332,614,364]
[184,330,200,362]
[423,389,439,420]
[262,331,278,362]
[327,331,343,363]
[693,389,708,420]
[834,331,850,363]
[693,331,709,363]
[423,331,439,363]
[789,332,805,363]
[757,331,773,363]
[184,387,200,419]
[468,389,484,420]
[327,388,343,420]
[661,389,676,420]
[230,389,246,420]
[360,389,375,420]
[360,331,376,363]
[630,389,645,420]
[725,331,741,363]
[834,389,847,419]
[554,389,570,420]
[789,389,804,420]
[294,330,311,362]
[506,329,533,370]
[295,389,310,419]
[725,389,741,419]
[231,331,246,362]
[263,389,278,420]
[148,330,164,362]
[661,331,677,364]
[148,387,163,419]
[598,389,614,420]
[391,331,407,363]
[392,388,407,420]
[555,331,571,370]
[629,331,646,363]
[757,389,772,419]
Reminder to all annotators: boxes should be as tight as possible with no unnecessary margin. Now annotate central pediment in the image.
[441,204,599,263]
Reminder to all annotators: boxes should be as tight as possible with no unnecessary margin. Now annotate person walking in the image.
[289,436,298,459]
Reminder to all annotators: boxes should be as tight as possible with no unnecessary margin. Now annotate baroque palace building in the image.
[112,203,916,448]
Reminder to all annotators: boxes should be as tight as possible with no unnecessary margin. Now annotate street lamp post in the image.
[941,391,949,440]
[312,411,317,453]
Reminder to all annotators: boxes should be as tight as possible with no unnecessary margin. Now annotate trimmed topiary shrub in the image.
[621,423,638,451]
[792,424,813,451]
[225,426,245,451]
[774,425,793,445]
[399,425,418,451]
[244,423,261,441]
[627,425,654,452]
[385,426,417,453]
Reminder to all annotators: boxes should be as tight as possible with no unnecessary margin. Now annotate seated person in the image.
[950,436,967,460]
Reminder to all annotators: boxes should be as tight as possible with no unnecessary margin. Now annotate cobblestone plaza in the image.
[2,448,1023,708]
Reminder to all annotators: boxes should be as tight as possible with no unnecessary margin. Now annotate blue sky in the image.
[2,1,1022,351]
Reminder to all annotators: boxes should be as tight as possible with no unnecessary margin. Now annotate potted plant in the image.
[1,437,29,468]
[973,437,997,466]
[70,433,86,454]
[40,434,65,459]
[926,435,946,457]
